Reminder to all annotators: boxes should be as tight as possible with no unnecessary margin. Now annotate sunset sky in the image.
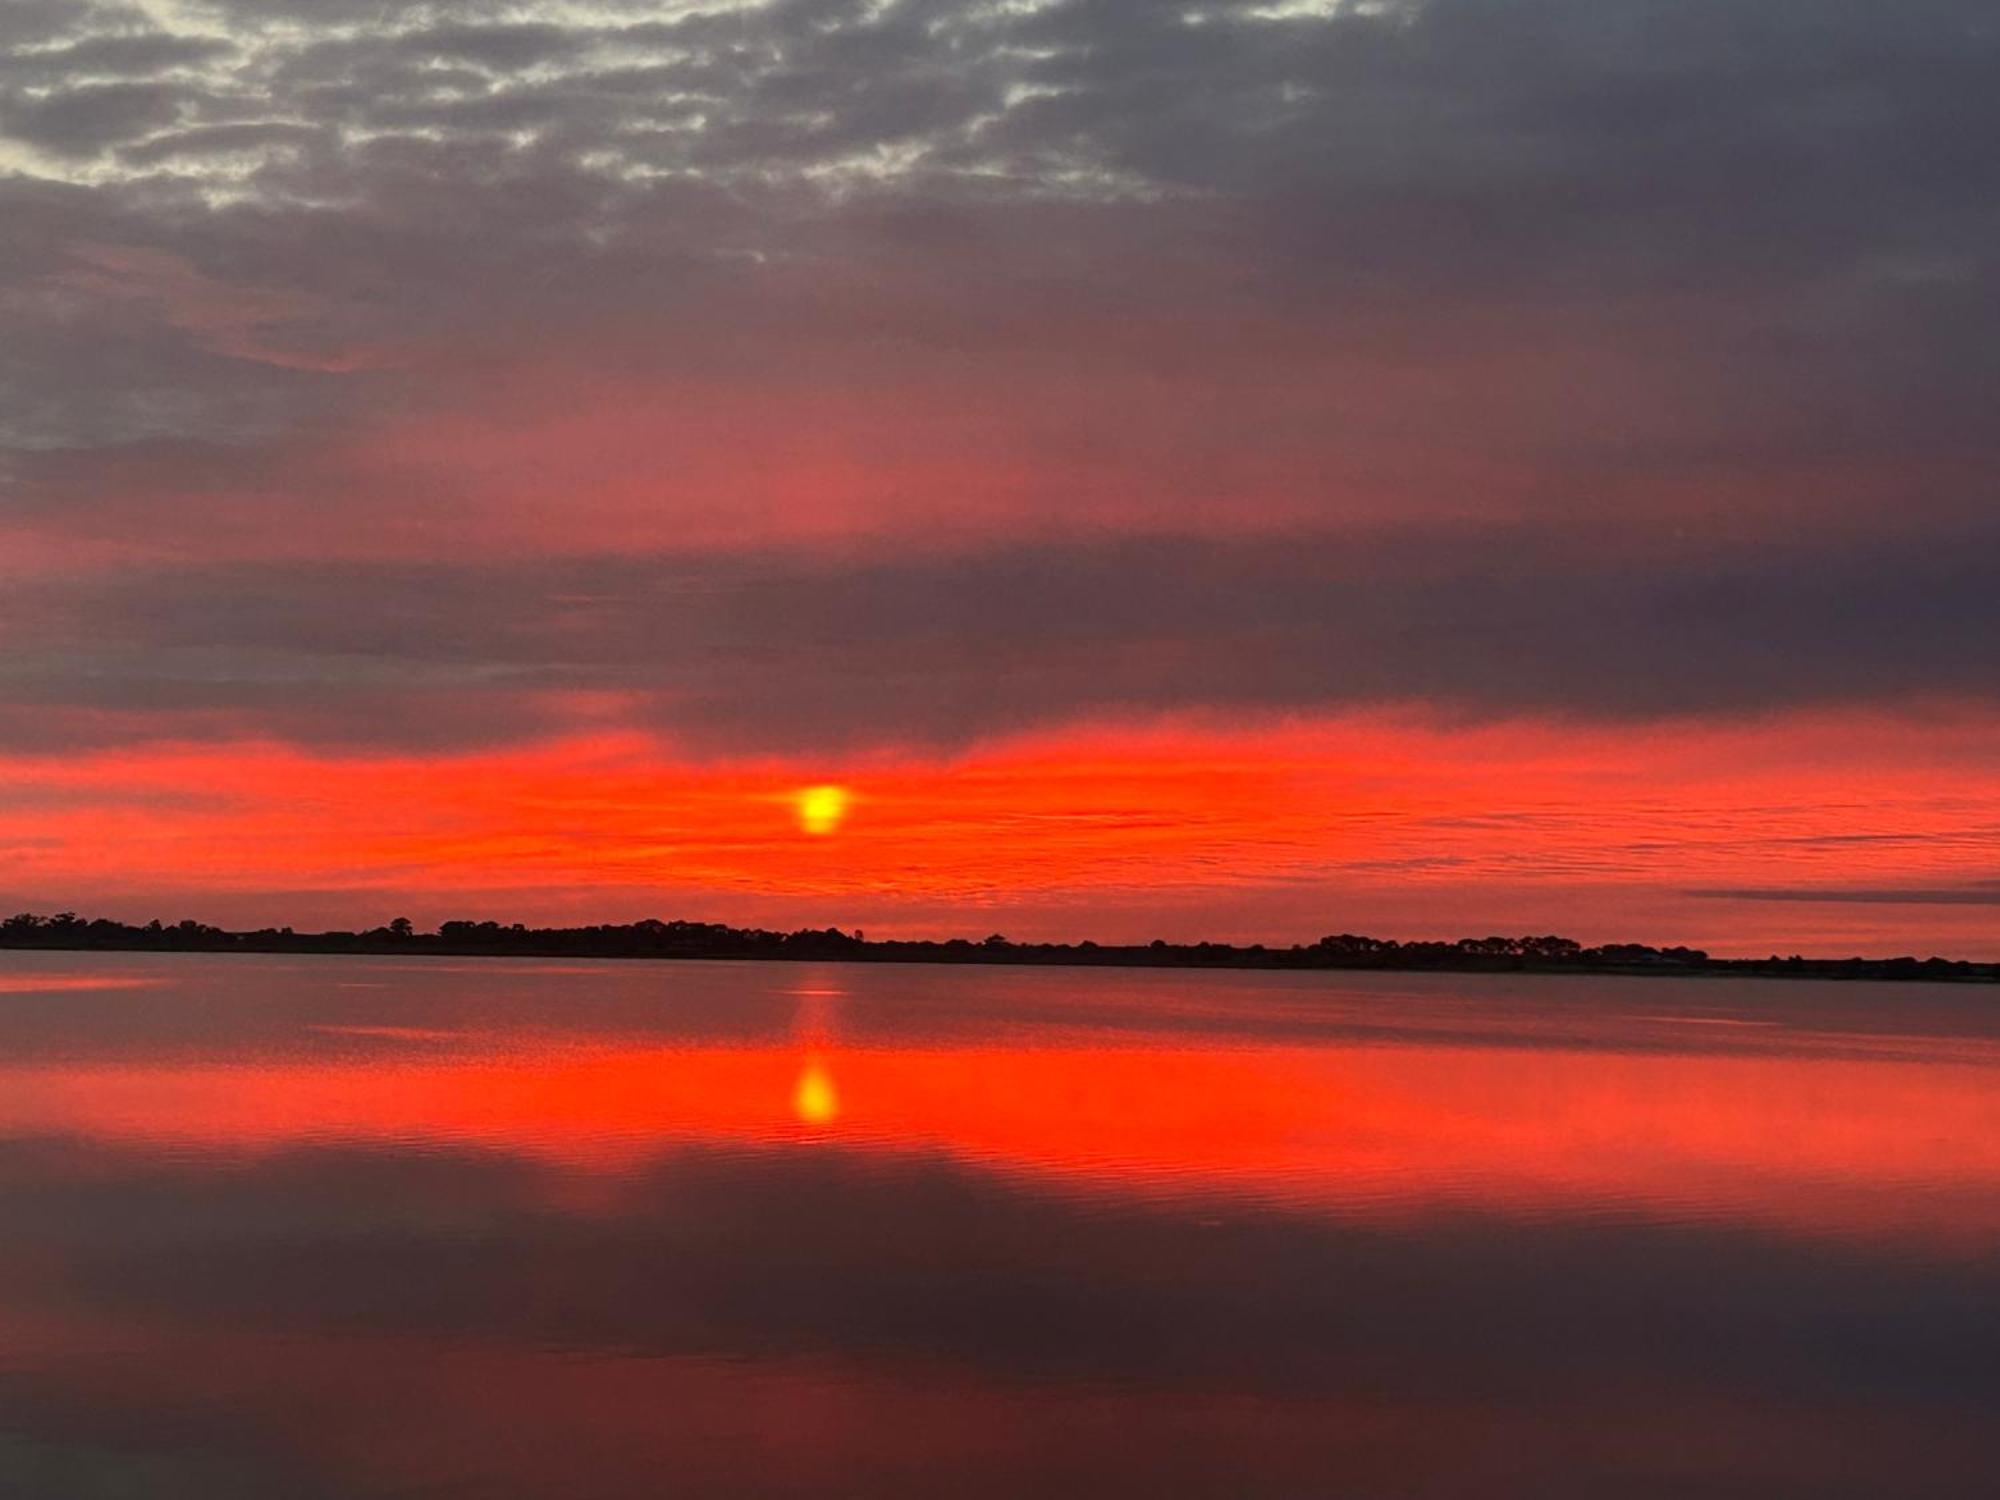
[2,0,1997,954]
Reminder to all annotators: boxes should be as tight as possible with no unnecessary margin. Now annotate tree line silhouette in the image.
[2,911,1993,982]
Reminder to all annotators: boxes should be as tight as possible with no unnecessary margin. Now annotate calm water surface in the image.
[1,954,1995,1497]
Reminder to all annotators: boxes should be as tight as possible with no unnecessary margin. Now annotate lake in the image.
[0,953,1994,1497]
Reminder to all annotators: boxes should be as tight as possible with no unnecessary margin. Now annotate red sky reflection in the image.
[5,1030,1994,1254]
[0,956,1991,1500]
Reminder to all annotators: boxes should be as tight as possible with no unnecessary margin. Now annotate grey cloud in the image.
[1689,884,2000,906]
[0,0,149,49]
[4,522,1997,752]
[0,321,334,449]
[0,190,354,449]
[0,33,233,84]
[388,22,586,71]
[4,0,1988,259]
[182,0,467,22]
[0,0,1997,741]
[0,0,1988,376]
[114,120,326,165]
[0,80,192,154]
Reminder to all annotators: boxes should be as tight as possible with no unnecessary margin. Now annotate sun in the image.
[794,784,850,836]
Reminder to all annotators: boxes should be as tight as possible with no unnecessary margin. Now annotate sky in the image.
[1,0,1997,954]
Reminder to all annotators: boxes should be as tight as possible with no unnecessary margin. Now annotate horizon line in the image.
[4,910,1996,977]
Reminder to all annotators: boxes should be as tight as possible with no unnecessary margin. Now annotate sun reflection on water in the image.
[793,1058,840,1125]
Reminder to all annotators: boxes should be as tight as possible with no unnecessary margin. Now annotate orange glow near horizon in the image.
[1,706,1997,953]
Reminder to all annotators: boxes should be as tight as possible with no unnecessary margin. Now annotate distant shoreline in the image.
[3,913,1995,984]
